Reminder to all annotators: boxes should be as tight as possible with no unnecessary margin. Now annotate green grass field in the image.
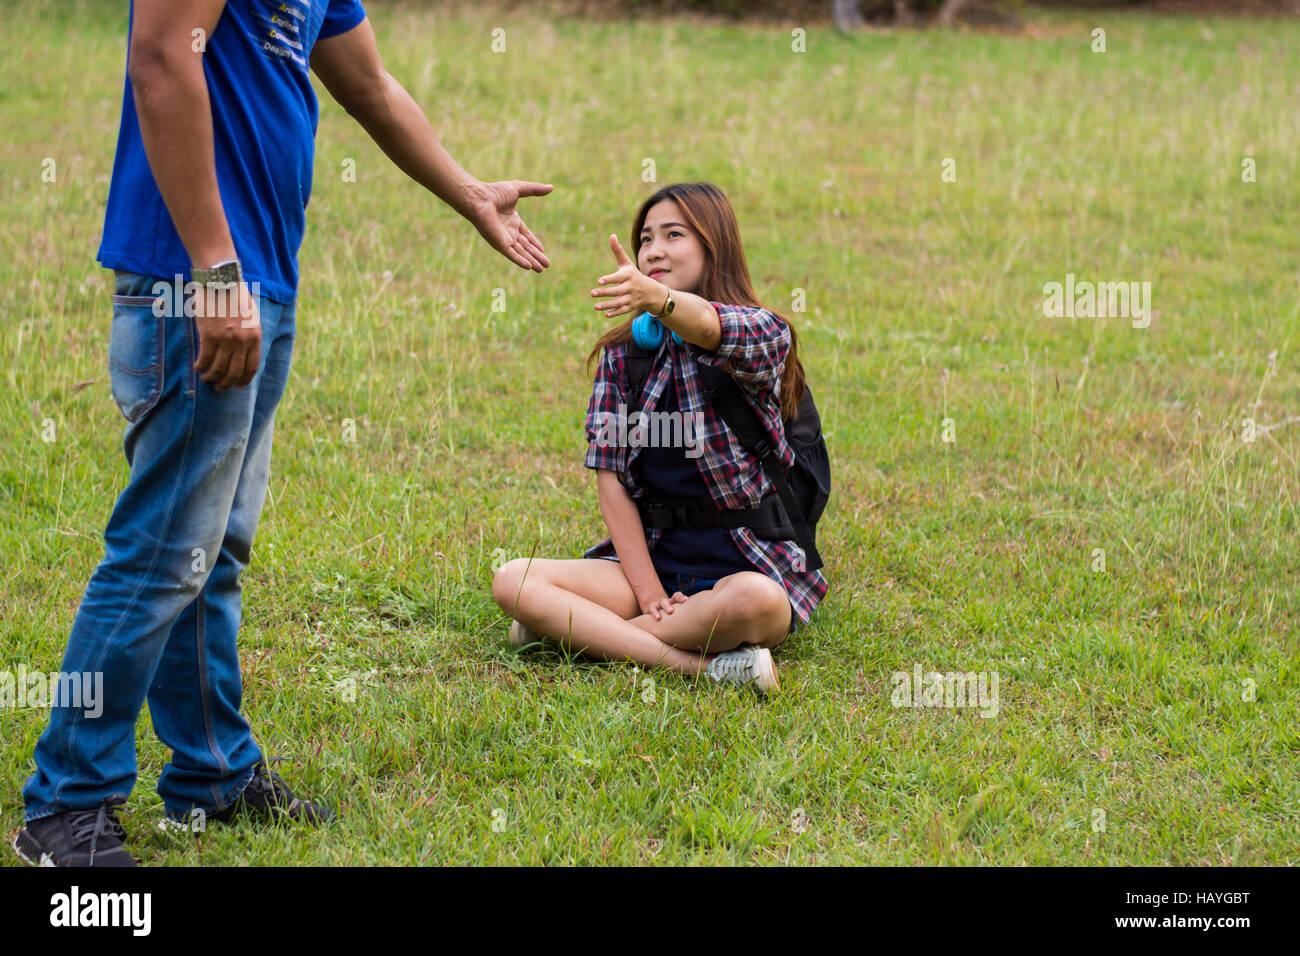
[1,0,1298,864]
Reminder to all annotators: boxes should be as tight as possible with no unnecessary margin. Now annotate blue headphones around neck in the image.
[632,311,684,349]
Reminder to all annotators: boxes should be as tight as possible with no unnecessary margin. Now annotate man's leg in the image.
[147,296,296,817]
[22,272,262,821]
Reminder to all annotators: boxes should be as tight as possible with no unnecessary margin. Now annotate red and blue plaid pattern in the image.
[583,302,829,625]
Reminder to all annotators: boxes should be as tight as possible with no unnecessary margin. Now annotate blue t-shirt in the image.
[636,374,754,578]
[97,0,368,304]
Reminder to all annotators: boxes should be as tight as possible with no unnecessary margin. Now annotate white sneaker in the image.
[706,644,779,693]
[508,619,542,649]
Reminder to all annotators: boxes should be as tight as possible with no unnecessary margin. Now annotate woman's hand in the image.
[640,590,689,621]
[591,234,669,319]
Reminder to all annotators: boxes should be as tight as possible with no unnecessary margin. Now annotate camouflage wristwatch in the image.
[191,258,242,287]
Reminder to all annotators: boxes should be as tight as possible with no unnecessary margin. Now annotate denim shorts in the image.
[655,569,799,639]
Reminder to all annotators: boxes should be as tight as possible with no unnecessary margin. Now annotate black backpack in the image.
[624,340,830,573]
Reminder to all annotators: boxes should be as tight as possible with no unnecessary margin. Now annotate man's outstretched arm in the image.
[310,18,553,272]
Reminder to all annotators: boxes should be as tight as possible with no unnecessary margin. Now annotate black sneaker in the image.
[13,801,137,867]
[208,759,335,826]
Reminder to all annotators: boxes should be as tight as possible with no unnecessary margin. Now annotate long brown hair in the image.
[584,182,807,419]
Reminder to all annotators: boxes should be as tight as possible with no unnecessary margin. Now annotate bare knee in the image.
[492,557,544,615]
[717,574,790,637]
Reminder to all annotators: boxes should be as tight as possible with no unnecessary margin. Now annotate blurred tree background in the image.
[495,0,1298,28]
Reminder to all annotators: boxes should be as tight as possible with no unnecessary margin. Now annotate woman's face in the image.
[637,199,706,297]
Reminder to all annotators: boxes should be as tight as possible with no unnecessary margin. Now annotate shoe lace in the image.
[68,802,126,864]
[246,757,301,809]
[710,651,753,682]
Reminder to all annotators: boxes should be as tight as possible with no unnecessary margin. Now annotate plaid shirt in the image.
[582,302,828,625]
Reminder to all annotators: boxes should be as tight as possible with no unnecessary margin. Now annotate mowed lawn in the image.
[1,0,1298,864]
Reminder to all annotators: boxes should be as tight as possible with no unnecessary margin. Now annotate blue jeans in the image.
[23,270,296,821]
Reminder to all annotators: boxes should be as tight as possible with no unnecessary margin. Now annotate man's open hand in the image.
[465,180,553,272]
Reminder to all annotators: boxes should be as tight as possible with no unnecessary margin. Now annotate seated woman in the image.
[492,182,827,693]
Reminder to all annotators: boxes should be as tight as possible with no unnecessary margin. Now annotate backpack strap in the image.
[623,340,822,571]
[624,340,658,406]
[697,364,822,571]
[638,493,791,534]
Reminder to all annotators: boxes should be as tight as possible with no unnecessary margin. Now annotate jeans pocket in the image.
[108,293,165,423]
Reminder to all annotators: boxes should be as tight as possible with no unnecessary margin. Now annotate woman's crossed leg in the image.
[491,557,791,675]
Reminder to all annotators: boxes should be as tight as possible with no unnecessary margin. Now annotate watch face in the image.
[195,261,242,285]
